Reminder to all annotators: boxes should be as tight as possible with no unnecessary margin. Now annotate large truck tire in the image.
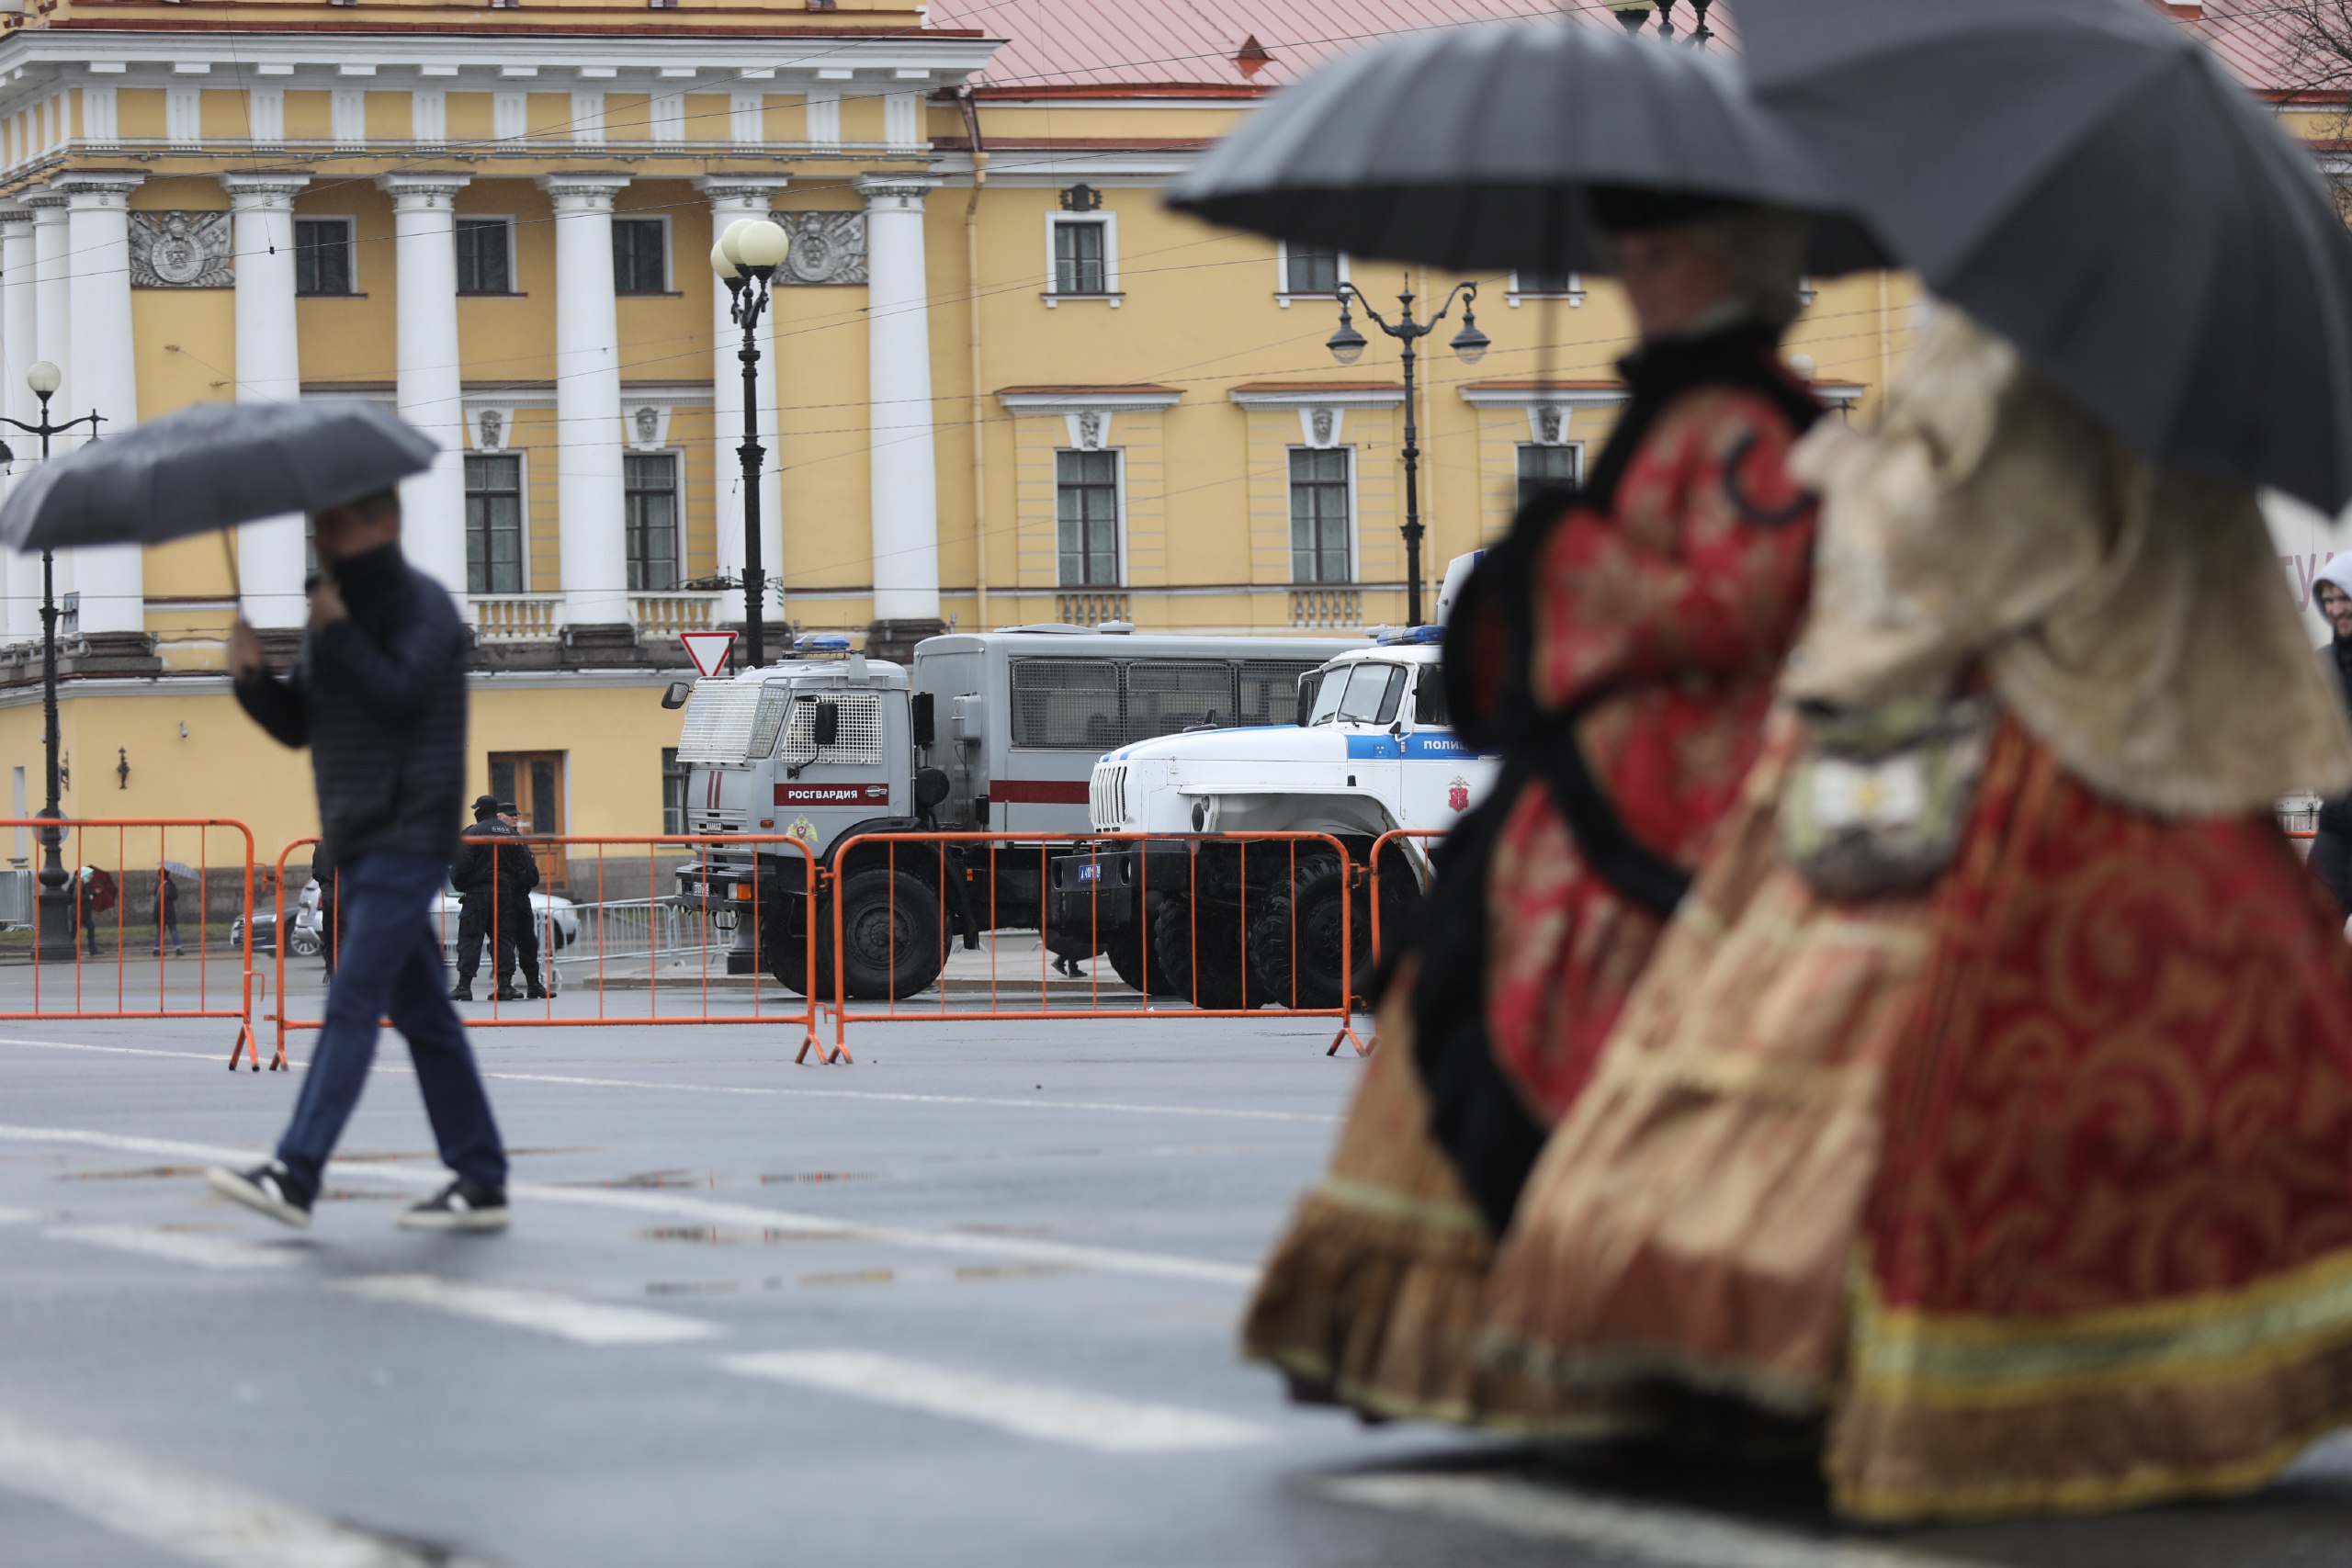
[763,896,832,1001]
[1148,891,1253,1010]
[1249,858,1406,1011]
[837,868,947,1000]
[1103,928,1166,997]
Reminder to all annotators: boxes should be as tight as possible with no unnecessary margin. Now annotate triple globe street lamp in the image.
[0,360,107,962]
[1326,280,1489,628]
[709,216,793,672]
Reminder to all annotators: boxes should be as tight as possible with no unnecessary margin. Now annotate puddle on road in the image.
[759,1171,876,1185]
[646,1280,743,1296]
[955,1263,1071,1282]
[560,1169,705,1190]
[797,1269,895,1288]
[322,1188,404,1203]
[952,1223,1051,1237]
[637,1225,854,1247]
[61,1165,210,1181]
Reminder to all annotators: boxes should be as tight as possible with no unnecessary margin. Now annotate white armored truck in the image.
[667,628,1358,998]
[1051,627,1500,1010]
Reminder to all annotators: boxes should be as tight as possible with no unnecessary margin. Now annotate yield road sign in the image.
[680,630,738,679]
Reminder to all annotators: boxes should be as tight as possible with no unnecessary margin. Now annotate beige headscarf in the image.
[1781,306,2352,817]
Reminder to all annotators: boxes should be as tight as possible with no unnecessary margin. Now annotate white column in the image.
[541,173,631,629]
[696,175,786,628]
[856,175,941,627]
[379,175,469,598]
[0,207,37,644]
[222,174,310,630]
[59,174,143,637]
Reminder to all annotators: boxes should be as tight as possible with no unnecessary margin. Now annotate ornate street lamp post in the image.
[1327,280,1488,627]
[0,360,107,962]
[708,217,792,671]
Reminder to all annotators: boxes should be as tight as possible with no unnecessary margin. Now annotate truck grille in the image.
[1090,762,1128,829]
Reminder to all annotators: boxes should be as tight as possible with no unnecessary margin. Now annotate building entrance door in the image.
[488,751,566,891]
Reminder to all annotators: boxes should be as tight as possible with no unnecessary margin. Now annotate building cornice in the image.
[1228,383,1405,410]
[1458,383,1626,410]
[996,386,1181,414]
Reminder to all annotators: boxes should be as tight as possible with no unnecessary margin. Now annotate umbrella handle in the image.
[217,526,241,602]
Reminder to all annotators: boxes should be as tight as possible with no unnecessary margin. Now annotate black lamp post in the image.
[1327,279,1488,627]
[709,218,791,671]
[0,360,107,963]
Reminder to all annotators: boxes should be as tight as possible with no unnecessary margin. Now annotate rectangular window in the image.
[661,747,687,836]
[294,218,354,296]
[1516,443,1581,510]
[1288,448,1353,584]
[1052,219,1108,295]
[625,452,681,592]
[613,217,668,295]
[1283,243,1341,296]
[1515,268,1579,296]
[464,453,524,594]
[456,218,513,294]
[1055,449,1120,587]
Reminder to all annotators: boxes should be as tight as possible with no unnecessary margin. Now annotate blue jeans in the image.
[276,851,506,1195]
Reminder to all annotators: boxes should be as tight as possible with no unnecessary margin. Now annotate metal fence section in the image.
[0,818,258,1066]
[267,833,824,1072]
[826,830,1367,1057]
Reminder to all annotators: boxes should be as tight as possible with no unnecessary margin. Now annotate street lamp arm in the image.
[1425,279,1479,327]
[1332,281,1396,335]
[0,412,102,439]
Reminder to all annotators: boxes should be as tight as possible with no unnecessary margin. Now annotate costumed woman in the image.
[1476,304,2352,1519]
[1240,190,1824,1425]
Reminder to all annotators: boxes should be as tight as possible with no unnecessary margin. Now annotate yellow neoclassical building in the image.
[0,0,2303,867]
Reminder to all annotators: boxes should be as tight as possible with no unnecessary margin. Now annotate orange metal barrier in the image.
[1363,828,1448,974]
[266,833,822,1071]
[0,818,258,1066]
[828,830,1367,1057]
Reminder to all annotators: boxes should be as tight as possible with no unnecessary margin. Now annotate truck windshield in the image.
[1316,663,1406,726]
[674,678,769,763]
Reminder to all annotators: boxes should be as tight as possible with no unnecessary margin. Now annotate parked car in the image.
[428,884,581,952]
[230,884,323,958]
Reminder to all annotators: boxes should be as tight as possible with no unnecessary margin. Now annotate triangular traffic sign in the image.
[680,629,738,679]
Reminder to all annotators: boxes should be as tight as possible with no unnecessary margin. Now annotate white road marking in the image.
[0,1407,492,1568]
[335,1274,722,1347]
[725,1350,1271,1453]
[0,1126,1256,1287]
[1320,1473,1986,1568]
[0,1033,1340,1124]
[45,1224,301,1271]
[0,1205,37,1224]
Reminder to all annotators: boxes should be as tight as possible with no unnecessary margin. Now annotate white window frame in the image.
[1275,240,1348,308]
[455,212,520,296]
[624,447,686,592]
[293,214,360,296]
[1507,268,1586,308]
[463,446,532,595]
[1285,445,1359,586]
[1052,446,1128,590]
[612,212,672,296]
[1043,210,1121,306]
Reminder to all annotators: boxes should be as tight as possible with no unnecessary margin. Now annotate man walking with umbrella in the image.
[205,486,509,1232]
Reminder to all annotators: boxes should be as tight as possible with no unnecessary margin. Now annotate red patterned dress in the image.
[1241,325,1819,1425]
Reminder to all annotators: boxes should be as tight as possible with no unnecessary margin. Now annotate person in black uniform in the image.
[492,801,546,1000]
[449,795,510,1002]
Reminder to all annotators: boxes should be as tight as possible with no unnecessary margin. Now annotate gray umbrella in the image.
[1743,0,2352,512]
[0,398,437,554]
[1163,20,1887,275]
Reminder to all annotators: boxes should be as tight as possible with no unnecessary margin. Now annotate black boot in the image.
[450,981,474,1002]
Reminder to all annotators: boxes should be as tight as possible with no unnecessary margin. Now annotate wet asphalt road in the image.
[4,994,2352,1568]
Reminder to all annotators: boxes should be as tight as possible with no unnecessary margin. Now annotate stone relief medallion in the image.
[129,211,233,288]
[774,211,867,286]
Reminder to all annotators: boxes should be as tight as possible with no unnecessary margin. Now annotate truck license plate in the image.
[1075,863,1102,882]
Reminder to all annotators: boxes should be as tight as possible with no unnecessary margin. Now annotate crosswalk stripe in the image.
[335,1274,722,1346]
[0,1407,493,1568]
[45,1224,301,1271]
[1320,1473,1987,1568]
[724,1350,1271,1453]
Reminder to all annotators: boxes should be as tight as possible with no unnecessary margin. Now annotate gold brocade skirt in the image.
[1239,962,1646,1431]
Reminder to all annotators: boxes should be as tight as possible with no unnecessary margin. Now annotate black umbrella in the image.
[1164,19,1887,275]
[0,398,437,557]
[1743,0,2352,512]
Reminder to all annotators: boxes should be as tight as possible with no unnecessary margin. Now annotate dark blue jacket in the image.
[234,543,469,866]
